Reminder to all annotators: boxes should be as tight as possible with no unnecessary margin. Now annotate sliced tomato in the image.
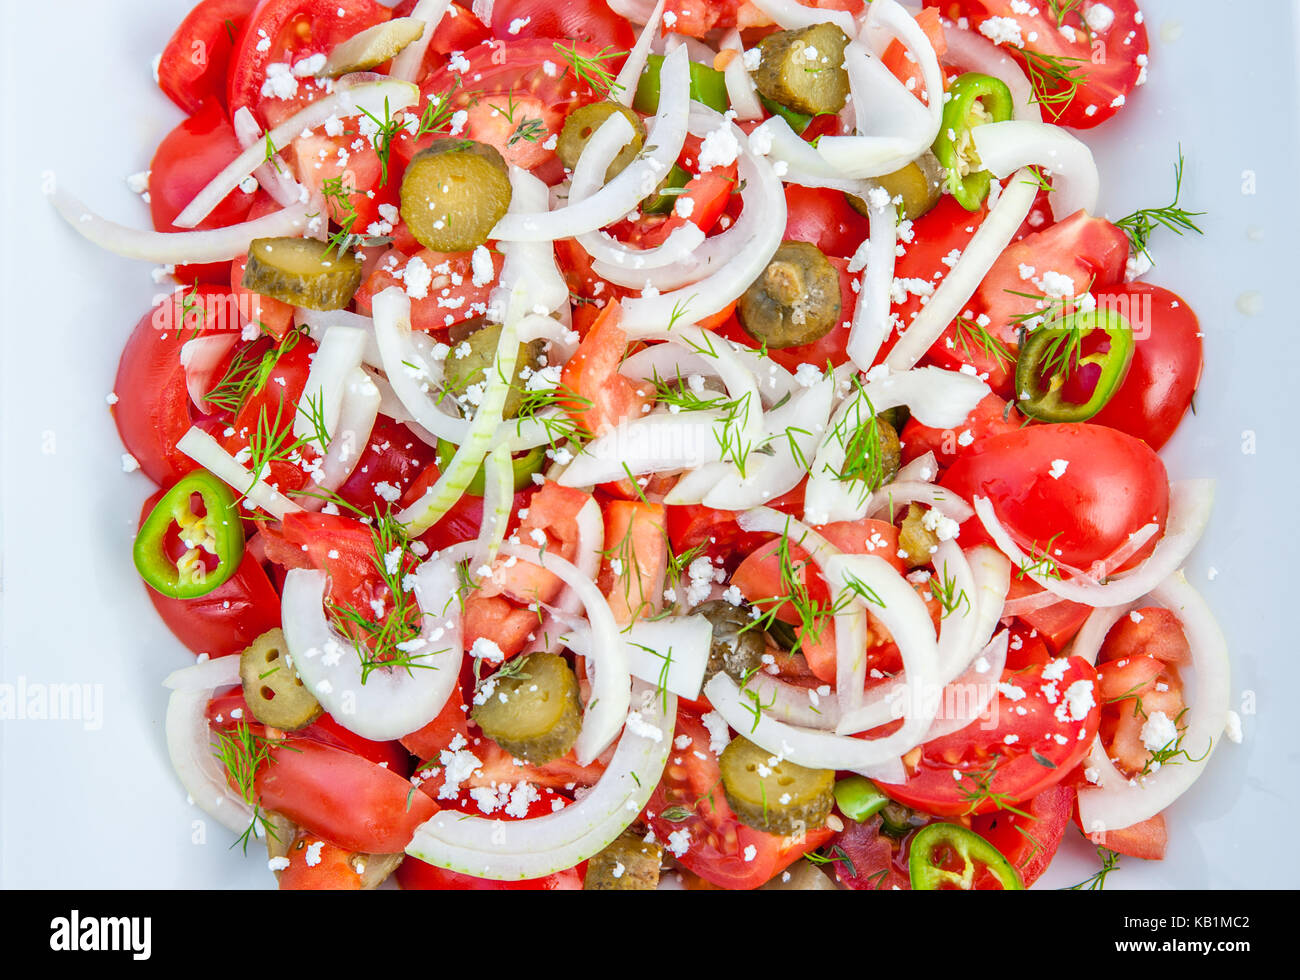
[1085,813,1168,861]
[333,416,441,515]
[255,739,435,854]
[227,0,391,121]
[231,251,296,339]
[881,5,946,94]
[942,422,1169,573]
[637,165,739,250]
[878,657,1101,817]
[355,248,503,333]
[484,0,636,53]
[664,484,805,569]
[1099,606,1191,666]
[599,499,669,624]
[826,815,913,890]
[158,0,259,115]
[398,857,582,890]
[146,548,282,660]
[645,710,832,889]
[900,393,1023,471]
[276,834,364,890]
[783,184,870,260]
[150,102,258,285]
[1091,284,1204,451]
[561,300,655,436]
[971,783,1074,887]
[925,0,1149,128]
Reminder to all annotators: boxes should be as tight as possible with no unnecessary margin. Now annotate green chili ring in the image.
[908,822,1025,890]
[1016,309,1136,423]
[933,72,1015,211]
[436,439,546,497]
[633,54,730,115]
[833,776,892,823]
[133,470,246,599]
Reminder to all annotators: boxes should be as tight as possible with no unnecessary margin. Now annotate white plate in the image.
[2,0,1297,889]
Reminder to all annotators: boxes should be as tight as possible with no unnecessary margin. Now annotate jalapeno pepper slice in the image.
[633,54,730,115]
[933,72,1015,211]
[1016,309,1136,423]
[435,440,546,497]
[908,822,1025,890]
[133,470,245,599]
[834,776,892,823]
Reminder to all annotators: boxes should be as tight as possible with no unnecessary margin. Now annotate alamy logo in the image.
[49,911,151,960]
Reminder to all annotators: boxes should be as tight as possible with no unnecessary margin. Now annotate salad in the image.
[50,0,1233,890]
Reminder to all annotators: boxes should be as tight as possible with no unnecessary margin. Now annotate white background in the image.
[2,0,1298,888]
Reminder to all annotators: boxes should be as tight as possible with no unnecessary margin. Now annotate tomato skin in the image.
[783,185,870,260]
[228,0,391,121]
[150,102,257,285]
[1091,284,1204,451]
[901,394,1023,471]
[355,249,503,333]
[1084,813,1168,861]
[255,739,435,854]
[397,858,582,890]
[880,657,1101,817]
[486,0,636,50]
[277,835,364,890]
[333,416,441,515]
[561,301,655,436]
[972,783,1074,887]
[926,1,1149,129]
[646,710,832,889]
[829,815,912,890]
[158,0,259,115]
[943,423,1169,572]
[665,485,805,570]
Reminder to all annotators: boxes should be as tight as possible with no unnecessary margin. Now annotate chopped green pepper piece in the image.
[1015,309,1136,423]
[642,164,692,215]
[133,470,245,599]
[759,94,812,134]
[436,439,546,497]
[932,72,1015,211]
[833,776,891,823]
[633,54,730,115]
[908,822,1025,890]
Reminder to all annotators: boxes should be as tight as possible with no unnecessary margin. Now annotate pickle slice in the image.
[737,240,842,349]
[470,653,582,765]
[899,502,940,569]
[319,18,427,77]
[556,102,646,182]
[584,830,663,890]
[443,321,546,419]
[240,629,323,731]
[692,600,767,684]
[400,139,512,253]
[243,237,365,311]
[752,23,851,117]
[849,152,945,221]
[719,736,835,836]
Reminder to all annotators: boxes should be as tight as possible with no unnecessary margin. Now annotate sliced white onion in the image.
[294,326,367,451]
[894,450,938,484]
[973,480,1215,608]
[865,481,975,525]
[720,30,765,121]
[972,120,1100,220]
[390,0,451,81]
[606,0,658,23]
[921,630,1010,741]
[583,224,707,287]
[804,367,988,525]
[472,444,514,571]
[298,307,381,368]
[301,367,382,504]
[175,80,420,228]
[885,168,1038,371]
[613,0,667,106]
[176,427,303,520]
[1076,573,1230,833]
[492,167,570,316]
[619,340,798,409]
[181,333,239,412]
[282,562,463,741]
[164,655,254,836]
[847,193,899,371]
[48,189,310,265]
[752,116,872,196]
[965,543,1013,650]
[940,25,1041,122]
[747,0,856,35]
[559,410,728,488]
[491,47,690,242]
[495,544,631,765]
[407,683,674,879]
[232,106,306,209]
[562,615,711,701]
[744,674,843,731]
[163,654,241,692]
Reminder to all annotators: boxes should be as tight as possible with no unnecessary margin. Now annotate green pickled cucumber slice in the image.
[240,629,323,731]
[319,18,427,77]
[719,736,835,837]
[556,102,646,183]
[242,237,364,311]
[752,23,851,117]
[584,830,662,890]
[470,653,581,765]
[400,139,512,253]
[737,240,842,349]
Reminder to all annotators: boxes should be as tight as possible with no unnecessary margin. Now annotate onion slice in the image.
[612,0,667,105]
[164,655,253,836]
[390,0,451,81]
[407,683,674,879]
[1075,573,1230,833]
[972,480,1214,607]
[746,0,856,34]
[885,168,1038,371]
[48,190,309,265]
[174,79,420,229]
[176,428,303,520]
[561,615,711,701]
[972,120,1100,219]
[940,25,1041,122]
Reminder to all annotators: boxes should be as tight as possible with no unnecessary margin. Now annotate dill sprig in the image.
[211,721,294,853]
[1067,845,1121,891]
[956,757,1034,818]
[204,329,303,415]
[1139,708,1211,776]
[1015,533,1064,581]
[552,42,627,98]
[953,314,1015,371]
[1115,150,1206,262]
[1018,48,1089,120]
[929,563,972,619]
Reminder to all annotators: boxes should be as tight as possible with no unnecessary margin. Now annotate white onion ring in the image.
[612,0,667,106]
[175,428,303,520]
[972,120,1101,219]
[389,0,451,82]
